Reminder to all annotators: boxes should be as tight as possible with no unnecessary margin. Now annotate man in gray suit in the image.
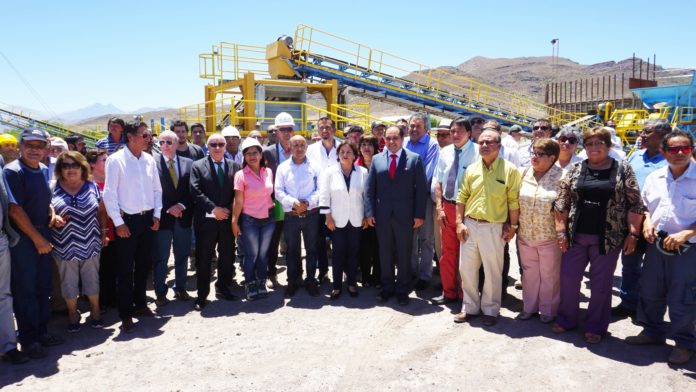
[365,125,428,306]
[262,112,295,289]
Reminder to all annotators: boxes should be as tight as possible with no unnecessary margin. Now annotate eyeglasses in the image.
[664,145,694,155]
[558,136,578,144]
[159,140,174,146]
[531,151,550,158]
[141,133,151,139]
[532,126,550,131]
[61,162,81,170]
[436,133,450,138]
[584,140,606,147]
[209,143,225,148]
[478,140,499,146]
[277,127,293,133]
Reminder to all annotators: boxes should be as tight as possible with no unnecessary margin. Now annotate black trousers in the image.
[267,220,284,276]
[115,212,155,319]
[99,241,119,308]
[359,226,381,284]
[195,228,235,300]
[331,224,361,290]
[316,214,331,277]
[376,218,413,297]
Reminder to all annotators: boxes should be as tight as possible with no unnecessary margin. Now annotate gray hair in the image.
[159,130,179,142]
[643,118,672,133]
[408,112,430,131]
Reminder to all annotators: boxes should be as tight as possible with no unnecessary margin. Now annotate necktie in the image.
[444,148,461,200]
[389,154,397,179]
[168,159,178,188]
[215,162,225,187]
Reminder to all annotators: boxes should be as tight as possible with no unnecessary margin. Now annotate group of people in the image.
[0,110,694,367]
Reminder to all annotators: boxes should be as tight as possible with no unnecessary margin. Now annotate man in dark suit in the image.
[262,112,295,289]
[189,133,241,310]
[152,130,194,306]
[365,125,427,306]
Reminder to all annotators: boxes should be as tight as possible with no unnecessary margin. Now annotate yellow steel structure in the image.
[291,24,580,127]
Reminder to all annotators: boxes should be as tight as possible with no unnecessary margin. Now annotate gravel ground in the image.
[1,241,695,391]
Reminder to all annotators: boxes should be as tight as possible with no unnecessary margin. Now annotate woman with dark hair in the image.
[51,151,108,332]
[231,137,275,301]
[319,141,368,299]
[553,127,645,344]
[356,134,381,288]
[555,127,582,174]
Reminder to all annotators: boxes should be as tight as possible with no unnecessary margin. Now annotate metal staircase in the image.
[0,108,99,148]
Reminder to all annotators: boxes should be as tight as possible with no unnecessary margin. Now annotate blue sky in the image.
[1,0,692,115]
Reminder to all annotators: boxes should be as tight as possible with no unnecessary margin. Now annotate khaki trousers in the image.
[459,218,504,316]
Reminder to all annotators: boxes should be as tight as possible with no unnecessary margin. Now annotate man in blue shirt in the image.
[614,119,670,318]
[404,113,439,290]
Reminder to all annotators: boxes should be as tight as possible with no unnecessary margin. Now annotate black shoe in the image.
[376,292,391,303]
[38,333,64,347]
[482,315,498,326]
[431,295,458,305]
[3,348,29,364]
[329,289,342,300]
[174,290,192,301]
[611,305,636,318]
[23,343,47,359]
[347,286,359,298]
[398,295,410,306]
[414,279,429,291]
[193,299,207,311]
[284,283,298,298]
[267,275,281,289]
[119,317,136,333]
[306,281,320,297]
[317,272,330,285]
[215,291,238,301]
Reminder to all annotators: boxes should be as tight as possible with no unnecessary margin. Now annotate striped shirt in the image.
[95,134,125,154]
[50,181,102,261]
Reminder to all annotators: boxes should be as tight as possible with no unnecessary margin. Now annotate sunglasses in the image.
[61,162,81,170]
[277,127,293,133]
[533,126,550,131]
[159,140,174,146]
[664,145,693,155]
[558,136,578,144]
[209,143,225,148]
[585,140,606,147]
[478,140,499,146]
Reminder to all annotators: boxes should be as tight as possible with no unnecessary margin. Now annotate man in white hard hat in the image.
[262,112,295,289]
[221,126,243,166]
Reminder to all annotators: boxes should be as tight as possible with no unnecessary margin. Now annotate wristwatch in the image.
[510,224,519,230]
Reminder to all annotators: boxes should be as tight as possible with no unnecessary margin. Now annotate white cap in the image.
[274,112,296,128]
[241,136,263,153]
[221,126,241,138]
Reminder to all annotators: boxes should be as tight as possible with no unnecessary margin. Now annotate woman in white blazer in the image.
[319,142,368,299]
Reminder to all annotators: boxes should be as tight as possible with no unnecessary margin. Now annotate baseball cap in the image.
[20,127,49,144]
[371,120,386,129]
[509,125,523,133]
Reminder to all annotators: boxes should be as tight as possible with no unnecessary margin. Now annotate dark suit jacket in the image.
[189,156,240,232]
[154,153,194,229]
[364,149,427,226]
[262,143,281,176]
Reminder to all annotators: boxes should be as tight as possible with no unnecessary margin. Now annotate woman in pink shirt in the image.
[232,138,276,301]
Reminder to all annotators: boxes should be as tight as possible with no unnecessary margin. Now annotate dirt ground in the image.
[1,240,695,391]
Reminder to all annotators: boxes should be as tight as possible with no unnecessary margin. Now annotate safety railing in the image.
[179,99,386,135]
[293,24,581,125]
[199,43,269,82]
[0,108,100,147]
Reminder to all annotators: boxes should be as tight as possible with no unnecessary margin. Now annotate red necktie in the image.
[389,154,397,179]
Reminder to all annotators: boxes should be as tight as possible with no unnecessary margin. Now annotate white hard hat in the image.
[221,126,241,138]
[241,136,263,153]
[274,112,296,128]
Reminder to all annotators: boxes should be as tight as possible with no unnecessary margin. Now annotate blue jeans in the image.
[240,214,275,283]
[10,232,52,346]
[637,243,696,350]
[283,213,319,284]
[153,220,192,296]
[619,249,645,310]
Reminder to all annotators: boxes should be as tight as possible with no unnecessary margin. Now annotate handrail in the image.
[0,108,100,147]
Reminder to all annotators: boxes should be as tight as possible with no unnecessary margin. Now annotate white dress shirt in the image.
[642,161,696,244]
[306,140,338,177]
[318,164,368,228]
[225,150,243,166]
[500,144,521,167]
[274,158,319,212]
[103,147,163,226]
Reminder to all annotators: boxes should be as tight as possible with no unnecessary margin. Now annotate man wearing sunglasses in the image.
[151,131,194,307]
[517,119,553,168]
[190,134,241,310]
[626,130,696,365]
[613,119,671,319]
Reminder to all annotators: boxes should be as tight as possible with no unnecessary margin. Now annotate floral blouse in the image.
[518,165,564,241]
[554,159,646,254]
